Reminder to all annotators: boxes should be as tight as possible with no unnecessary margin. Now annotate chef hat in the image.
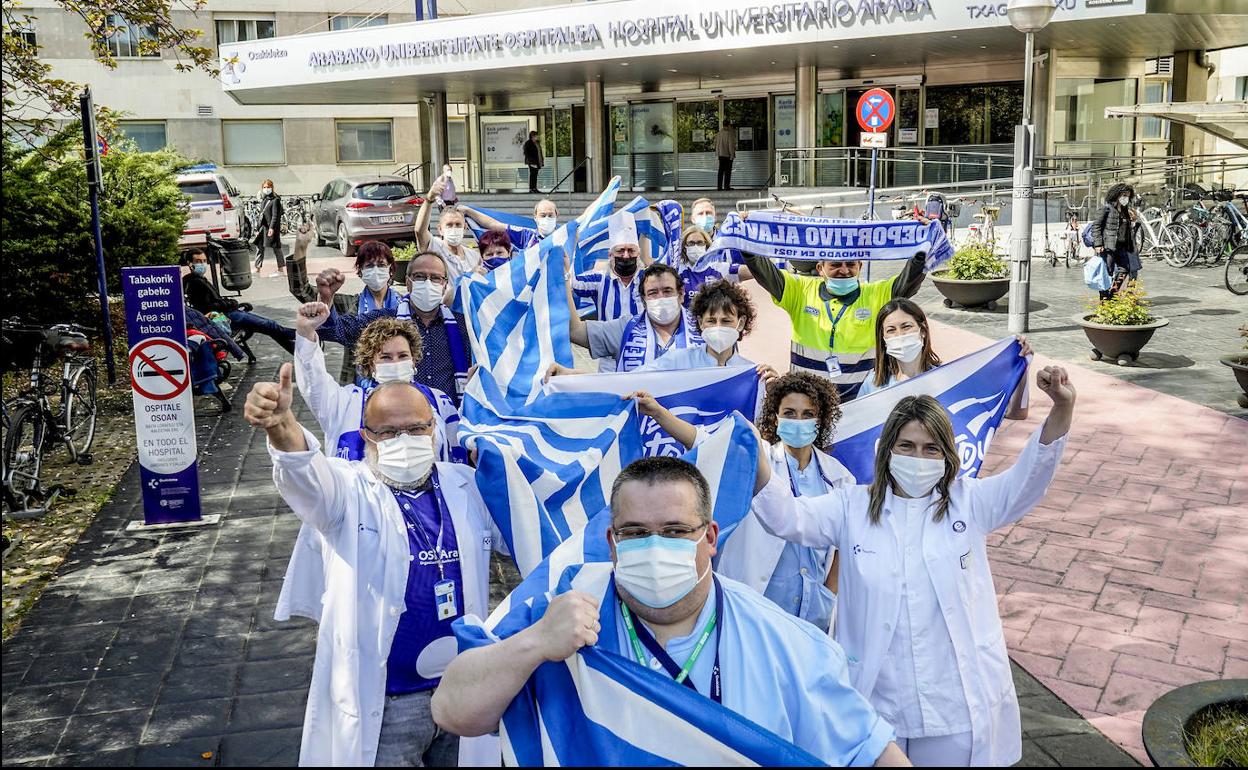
[607,211,639,250]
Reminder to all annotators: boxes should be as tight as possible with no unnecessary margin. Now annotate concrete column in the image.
[428,91,450,188]
[795,65,817,187]
[1171,50,1211,158]
[585,79,608,191]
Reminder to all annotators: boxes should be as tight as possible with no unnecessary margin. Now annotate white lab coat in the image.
[718,442,853,596]
[279,334,459,622]
[751,428,1067,767]
[268,429,501,767]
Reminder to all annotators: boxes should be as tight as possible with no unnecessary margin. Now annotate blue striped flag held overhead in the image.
[544,365,761,458]
[453,414,825,767]
[573,195,682,274]
[705,209,954,271]
[831,337,1029,482]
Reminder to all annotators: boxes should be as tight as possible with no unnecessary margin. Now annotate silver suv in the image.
[312,175,423,257]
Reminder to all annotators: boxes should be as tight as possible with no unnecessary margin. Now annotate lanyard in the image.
[823,299,852,350]
[619,577,723,703]
[392,469,452,580]
[785,452,835,498]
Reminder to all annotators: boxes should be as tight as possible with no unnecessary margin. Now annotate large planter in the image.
[1221,354,1248,408]
[1142,679,1247,767]
[930,272,1010,310]
[1074,314,1169,366]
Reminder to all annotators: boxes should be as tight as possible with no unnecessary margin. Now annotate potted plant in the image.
[1219,324,1248,408]
[930,241,1010,310]
[1142,678,1248,767]
[1074,280,1169,366]
[391,242,417,285]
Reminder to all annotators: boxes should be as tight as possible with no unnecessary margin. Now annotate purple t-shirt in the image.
[385,471,466,695]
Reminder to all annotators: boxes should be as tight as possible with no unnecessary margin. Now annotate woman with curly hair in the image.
[719,371,853,633]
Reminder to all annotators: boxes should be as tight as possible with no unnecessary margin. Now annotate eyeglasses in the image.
[408,272,447,285]
[612,522,706,542]
[363,422,432,441]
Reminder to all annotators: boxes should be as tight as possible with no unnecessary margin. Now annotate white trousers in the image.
[896,732,973,767]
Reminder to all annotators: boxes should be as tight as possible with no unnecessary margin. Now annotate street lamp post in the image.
[1006,0,1055,334]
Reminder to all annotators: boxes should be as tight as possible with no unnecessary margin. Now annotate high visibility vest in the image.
[773,271,896,396]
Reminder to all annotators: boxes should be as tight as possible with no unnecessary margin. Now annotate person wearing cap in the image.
[570,211,649,324]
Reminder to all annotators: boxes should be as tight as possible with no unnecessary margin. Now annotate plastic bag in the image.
[1083,256,1111,291]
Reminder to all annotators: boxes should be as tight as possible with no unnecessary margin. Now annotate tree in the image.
[2,0,216,143]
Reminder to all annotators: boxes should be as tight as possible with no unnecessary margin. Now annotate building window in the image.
[336,120,394,162]
[223,120,284,165]
[106,15,160,58]
[922,83,1022,147]
[1236,76,1248,102]
[1054,78,1137,154]
[1142,80,1170,140]
[216,18,276,46]
[448,119,468,158]
[119,121,167,152]
[329,14,387,31]
[14,19,36,48]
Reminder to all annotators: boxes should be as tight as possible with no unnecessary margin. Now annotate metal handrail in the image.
[772,145,1016,190]
[394,161,432,188]
[546,157,588,197]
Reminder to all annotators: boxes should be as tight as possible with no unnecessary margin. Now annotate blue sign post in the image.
[121,266,216,530]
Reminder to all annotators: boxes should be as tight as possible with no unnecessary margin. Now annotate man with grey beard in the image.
[245,367,505,766]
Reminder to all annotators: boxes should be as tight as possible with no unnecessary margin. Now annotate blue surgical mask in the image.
[613,531,708,609]
[695,214,715,232]
[191,263,208,276]
[824,276,859,296]
[482,253,510,270]
[776,418,819,448]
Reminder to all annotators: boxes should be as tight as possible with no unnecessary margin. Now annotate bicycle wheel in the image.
[1161,223,1195,267]
[63,362,98,458]
[4,404,46,510]
[1227,245,1248,295]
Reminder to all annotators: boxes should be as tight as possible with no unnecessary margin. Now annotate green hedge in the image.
[1,125,190,325]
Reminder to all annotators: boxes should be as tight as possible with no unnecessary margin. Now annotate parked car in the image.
[176,166,248,250]
[312,175,424,258]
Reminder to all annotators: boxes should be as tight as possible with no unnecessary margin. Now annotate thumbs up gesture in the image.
[245,362,294,429]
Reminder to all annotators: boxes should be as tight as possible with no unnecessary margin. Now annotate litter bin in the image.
[216,238,253,292]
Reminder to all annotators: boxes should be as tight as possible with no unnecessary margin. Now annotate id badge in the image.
[434,580,458,621]
[825,355,842,377]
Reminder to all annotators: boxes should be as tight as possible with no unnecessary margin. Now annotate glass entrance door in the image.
[675,100,719,189]
[723,97,769,189]
[630,102,675,190]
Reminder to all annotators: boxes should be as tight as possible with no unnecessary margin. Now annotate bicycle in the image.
[281,196,314,235]
[1227,244,1248,295]
[965,203,1001,252]
[1,320,99,515]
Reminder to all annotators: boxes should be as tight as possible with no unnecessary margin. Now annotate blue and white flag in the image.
[574,195,681,273]
[831,337,1028,482]
[452,415,818,767]
[544,365,761,458]
[707,210,954,271]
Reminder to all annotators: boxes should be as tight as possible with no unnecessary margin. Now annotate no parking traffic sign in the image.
[856,88,895,134]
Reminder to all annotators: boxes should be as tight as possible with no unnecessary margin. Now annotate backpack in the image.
[1081,205,1110,248]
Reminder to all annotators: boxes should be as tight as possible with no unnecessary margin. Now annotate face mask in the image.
[1118,195,1130,207]
[191,263,208,276]
[647,296,681,326]
[373,433,435,486]
[373,359,414,384]
[443,227,464,246]
[408,280,444,312]
[684,245,707,262]
[825,276,859,296]
[701,325,739,353]
[889,452,946,499]
[613,531,709,609]
[361,266,390,292]
[614,258,638,278]
[695,214,715,232]
[885,331,924,364]
[482,254,510,271]
[262,187,273,196]
[777,418,818,449]
[536,215,557,236]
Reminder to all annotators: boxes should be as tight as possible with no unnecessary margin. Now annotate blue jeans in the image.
[374,689,459,767]
[227,310,295,354]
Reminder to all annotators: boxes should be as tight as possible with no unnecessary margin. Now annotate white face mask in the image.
[261,187,273,196]
[361,266,390,292]
[684,244,707,262]
[701,325,740,354]
[372,433,435,487]
[885,332,924,364]
[443,227,464,246]
[536,215,557,236]
[613,530,709,609]
[889,452,946,499]
[1118,195,1130,207]
[646,296,681,326]
[408,280,444,312]
[373,359,414,384]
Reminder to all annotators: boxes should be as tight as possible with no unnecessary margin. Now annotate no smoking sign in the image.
[129,338,190,400]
